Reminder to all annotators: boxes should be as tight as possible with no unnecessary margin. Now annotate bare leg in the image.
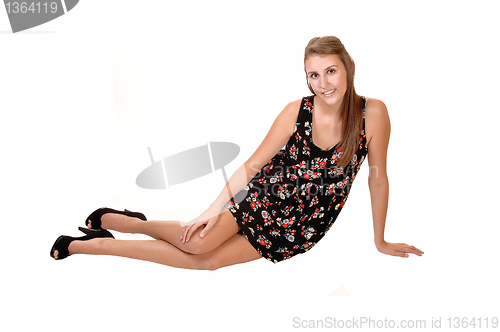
[99,209,241,255]
[68,233,262,270]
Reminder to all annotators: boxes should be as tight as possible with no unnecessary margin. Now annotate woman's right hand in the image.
[180,206,221,244]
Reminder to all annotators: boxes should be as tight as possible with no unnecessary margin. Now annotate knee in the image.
[181,235,214,255]
[195,255,222,271]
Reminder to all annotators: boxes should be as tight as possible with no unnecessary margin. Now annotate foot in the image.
[86,208,147,230]
[52,241,76,260]
[88,213,144,232]
[86,213,116,229]
[51,228,114,260]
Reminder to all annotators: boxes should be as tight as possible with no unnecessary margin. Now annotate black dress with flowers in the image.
[225,96,368,263]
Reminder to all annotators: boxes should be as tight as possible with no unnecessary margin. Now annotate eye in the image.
[309,73,318,79]
[327,69,336,74]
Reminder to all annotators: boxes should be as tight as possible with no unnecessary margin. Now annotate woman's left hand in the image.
[180,205,221,244]
[376,241,424,258]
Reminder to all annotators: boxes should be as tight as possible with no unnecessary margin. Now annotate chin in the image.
[319,94,342,107]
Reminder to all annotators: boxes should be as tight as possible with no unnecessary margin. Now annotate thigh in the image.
[132,208,240,255]
[180,208,242,254]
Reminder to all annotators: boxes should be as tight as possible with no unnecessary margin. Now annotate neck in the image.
[314,95,344,122]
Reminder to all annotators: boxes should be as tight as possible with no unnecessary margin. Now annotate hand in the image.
[376,241,424,258]
[180,206,221,244]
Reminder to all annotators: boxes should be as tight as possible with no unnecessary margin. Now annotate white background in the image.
[1,1,499,331]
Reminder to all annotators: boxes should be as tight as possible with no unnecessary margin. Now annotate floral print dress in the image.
[225,96,368,263]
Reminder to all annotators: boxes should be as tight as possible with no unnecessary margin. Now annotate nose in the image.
[320,75,328,89]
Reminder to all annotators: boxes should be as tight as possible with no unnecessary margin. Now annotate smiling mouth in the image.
[322,89,335,96]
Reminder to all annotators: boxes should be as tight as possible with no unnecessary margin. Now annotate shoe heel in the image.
[78,226,115,239]
[78,226,93,235]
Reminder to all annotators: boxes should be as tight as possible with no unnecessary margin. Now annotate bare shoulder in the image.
[365,98,389,120]
[274,99,302,131]
[364,98,390,147]
[282,99,302,119]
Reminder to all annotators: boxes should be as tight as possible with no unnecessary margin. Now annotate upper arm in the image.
[244,99,301,175]
[365,98,391,183]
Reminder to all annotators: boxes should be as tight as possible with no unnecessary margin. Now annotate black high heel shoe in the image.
[50,227,115,260]
[85,207,147,230]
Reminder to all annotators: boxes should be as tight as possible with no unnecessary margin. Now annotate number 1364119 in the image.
[5,2,58,14]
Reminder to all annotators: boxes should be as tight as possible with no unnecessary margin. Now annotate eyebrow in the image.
[307,64,339,75]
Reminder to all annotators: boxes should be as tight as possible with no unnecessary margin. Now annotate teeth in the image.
[323,90,335,95]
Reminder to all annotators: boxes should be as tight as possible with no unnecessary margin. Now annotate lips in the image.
[322,89,336,96]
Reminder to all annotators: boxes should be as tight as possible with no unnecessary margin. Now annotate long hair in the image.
[304,36,364,169]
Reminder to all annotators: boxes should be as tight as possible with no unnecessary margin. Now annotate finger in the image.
[388,245,409,258]
[200,220,215,238]
[408,245,424,256]
[181,222,196,243]
[393,250,409,258]
[413,246,424,255]
[180,225,189,243]
[393,243,422,255]
[185,222,203,243]
[401,244,424,256]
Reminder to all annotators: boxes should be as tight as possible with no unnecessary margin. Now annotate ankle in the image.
[101,213,128,230]
[69,238,104,255]
[104,214,145,234]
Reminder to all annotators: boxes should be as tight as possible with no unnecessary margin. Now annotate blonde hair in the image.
[304,36,364,168]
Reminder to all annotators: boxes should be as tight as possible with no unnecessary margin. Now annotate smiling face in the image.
[305,54,348,109]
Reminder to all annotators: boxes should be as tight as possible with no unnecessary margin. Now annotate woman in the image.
[50,36,424,269]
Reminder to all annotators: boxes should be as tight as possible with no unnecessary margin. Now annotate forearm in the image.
[210,161,260,212]
[369,178,389,249]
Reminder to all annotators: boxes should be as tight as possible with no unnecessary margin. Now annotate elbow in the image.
[367,165,388,188]
[368,176,389,190]
[244,160,262,180]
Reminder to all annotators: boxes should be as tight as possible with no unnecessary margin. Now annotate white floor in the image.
[1,1,499,331]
